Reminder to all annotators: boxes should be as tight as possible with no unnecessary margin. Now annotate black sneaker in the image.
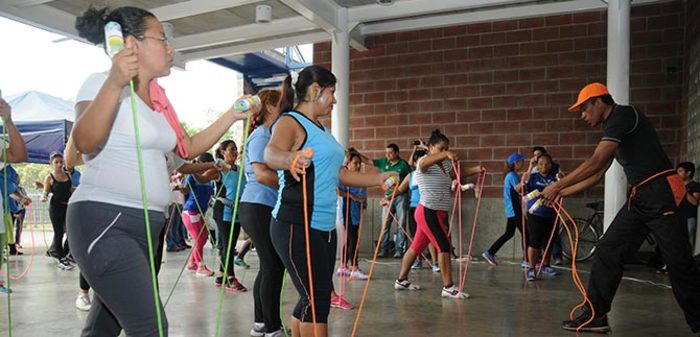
[562,309,610,333]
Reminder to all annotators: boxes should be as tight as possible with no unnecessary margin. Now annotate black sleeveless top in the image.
[50,173,72,205]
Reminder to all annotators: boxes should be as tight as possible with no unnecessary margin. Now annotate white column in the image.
[331,7,350,148]
[603,0,630,232]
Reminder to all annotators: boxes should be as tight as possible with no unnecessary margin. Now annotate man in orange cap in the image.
[542,82,700,334]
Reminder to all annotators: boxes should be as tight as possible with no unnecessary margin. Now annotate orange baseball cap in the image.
[568,82,609,112]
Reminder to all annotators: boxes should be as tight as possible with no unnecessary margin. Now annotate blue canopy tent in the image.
[1,91,74,164]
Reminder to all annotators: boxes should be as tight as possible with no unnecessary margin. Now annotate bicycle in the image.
[559,201,603,262]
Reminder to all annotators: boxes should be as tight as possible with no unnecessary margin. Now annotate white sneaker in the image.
[350,268,369,280]
[336,267,350,277]
[75,293,91,311]
[432,264,441,273]
[441,285,469,299]
[394,279,421,290]
[250,322,265,337]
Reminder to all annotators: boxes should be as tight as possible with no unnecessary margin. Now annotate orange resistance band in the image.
[351,183,399,337]
[296,148,318,337]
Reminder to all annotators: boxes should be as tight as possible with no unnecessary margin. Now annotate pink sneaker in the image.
[186,262,197,271]
[330,296,353,310]
[349,268,368,281]
[196,265,214,277]
[225,278,248,293]
[336,267,350,277]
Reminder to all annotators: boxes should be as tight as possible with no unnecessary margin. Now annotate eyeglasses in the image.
[137,35,170,46]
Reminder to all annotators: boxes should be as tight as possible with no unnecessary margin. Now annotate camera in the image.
[413,139,422,146]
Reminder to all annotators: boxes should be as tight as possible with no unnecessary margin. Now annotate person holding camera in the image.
[374,144,412,258]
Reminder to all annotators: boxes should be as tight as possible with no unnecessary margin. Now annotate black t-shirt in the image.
[680,181,700,219]
[601,105,672,186]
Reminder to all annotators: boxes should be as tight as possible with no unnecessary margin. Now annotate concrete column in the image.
[331,8,350,148]
[603,0,630,232]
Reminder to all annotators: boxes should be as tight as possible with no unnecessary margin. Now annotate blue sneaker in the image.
[540,266,559,276]
[527,269,537,281]
[481,251,498,266]
[432,263,440,273]
[411,260,423,270]
[521,260,530,269]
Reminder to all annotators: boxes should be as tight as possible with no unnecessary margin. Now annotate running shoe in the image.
[75,292,92,311]
[58,258,74,271]
[234,257,251,269]
[0,281,11,294]
[527,268,537,281]
[330,296,354,310]
[225,278,248,293]
[432,264,440,273]
[540,266,559,277]
[521,260,531,269]
[264,330,286,337]
[336,267,350,277]
[441,285,469,299]
[394,279,421,290]
[481,251,498,266]
[350,268,369,281]
[411,260,423,270]
[196,265,215,277]
[562,309,610,333]
[250,322,266,337]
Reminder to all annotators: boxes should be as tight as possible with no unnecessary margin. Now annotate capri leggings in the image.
[270,218,336,323]
[410,204,450,254]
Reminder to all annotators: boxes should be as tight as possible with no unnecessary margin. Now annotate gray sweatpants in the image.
[67,201,167,337]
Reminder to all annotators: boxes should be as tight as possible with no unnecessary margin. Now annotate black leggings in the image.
[271,218,336,324]
[213,216,240,277]
[487,216,523,255]
[80,273,90,291]
[341,220,359,267]
[67,201,167,337]
[239,203,285,332]
[49,202,69,258]
[526,214,556,250]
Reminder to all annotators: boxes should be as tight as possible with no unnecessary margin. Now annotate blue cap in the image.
[507,153,527,165]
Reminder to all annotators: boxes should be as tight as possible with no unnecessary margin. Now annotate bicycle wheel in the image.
[559,218,599,262]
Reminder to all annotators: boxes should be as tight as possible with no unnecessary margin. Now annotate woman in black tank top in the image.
[42,152,74,269]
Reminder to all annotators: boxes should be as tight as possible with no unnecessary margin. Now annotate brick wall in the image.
[314,1,686,198]
[683,0,700,164]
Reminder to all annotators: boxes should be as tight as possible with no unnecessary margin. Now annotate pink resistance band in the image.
[149,80,189,159]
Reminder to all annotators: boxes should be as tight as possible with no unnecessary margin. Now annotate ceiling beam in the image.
[278,0,338,31]
[181,31,329,62]
[0,3,81,40]
[4,0,56,8]
[348,0,533,24]
[172,16,316,51]
[151,0,261,22]
[362,0,666,36]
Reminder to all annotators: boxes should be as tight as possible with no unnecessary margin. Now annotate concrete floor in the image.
[0,239,695,337]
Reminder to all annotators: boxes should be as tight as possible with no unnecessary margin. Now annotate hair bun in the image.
[75,7,110,45]
[431,129,442,136]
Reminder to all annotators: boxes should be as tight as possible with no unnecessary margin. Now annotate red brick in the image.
[547,66,574,79]
[365,92,385,104]
[442,123,469,135]
[353,128,375,139]
[468,72,493,84]
[468,97,493,110]
[419,100,445,112]
[457,110,481,123]
[506,83,532,95]
[408,89,432,101]
[547,40,573,52]
[432,37,456,50]
[481,84,506,96]
[469,46,494,58]
[520,121,541,132]
[533,133,559,146]
[494,70,519,82]
[350,117,364,128]
[468,148,493,160]
[494,44,519,57]
[507,108,532,120]
[574,145,597,158]
[397,78,420,90]
[469,122,495,135]
[532,27,560,41]
[376,127,398,139]
[559,25,587,38]
[375,104,398,115]
[545,14,572,26]
[386,91,408,103]
[480,135,506,147]
[353,81,375,93]
[493,96,518,109]
[455,136,480,147]
[480,32,506,46]
[519,18,545,29]
[444,25,466,36]
[445,99,467,110]
[365,116,387,126]
[518,94,546,107]
[647,14,680,30]
[572,11,602,23]
[349,94,363,105]
[481,109,506,121]
[587,22,606,35]
[455,35,480,48]
[519,41,546,55]
[546,93,574,106]
[493,20,518,32]
[433,112,456,123]
[519,68,545,81]
[408,114,431,125]
[506,30,532,43]
[574,37,603,50]
[375,80,397,91]
[507,134,532,145]
[532,107,560,120]
[467,22,492,34]
[352,105,374,116]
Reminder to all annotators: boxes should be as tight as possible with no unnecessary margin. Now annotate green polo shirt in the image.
[373,157,412,195]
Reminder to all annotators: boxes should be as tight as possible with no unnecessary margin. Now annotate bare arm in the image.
[418,151,456,173]
[397,174,410,194]
[559,158,612,197]
[180,100,259,159]
[264,116,306,180]
[542,141,618,201]
[63,136,84,168]
[339,168,393,188]
[687,191,700,207]
[176,162,216,175]
[0,98,28,163]
[252,162,278,188]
